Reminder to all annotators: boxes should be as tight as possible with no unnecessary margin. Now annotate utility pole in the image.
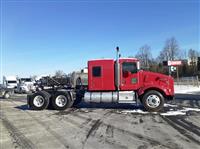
[176,66,179,84]
[168,50,171,76]
[168,65,171,76]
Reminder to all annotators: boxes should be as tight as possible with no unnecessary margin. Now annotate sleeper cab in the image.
[88,59,115,91]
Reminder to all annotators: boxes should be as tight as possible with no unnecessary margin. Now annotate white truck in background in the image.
[3,76,18,89]
[17,78,36,93]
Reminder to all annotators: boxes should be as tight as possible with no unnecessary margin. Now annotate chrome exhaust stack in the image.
[115,47,120,91]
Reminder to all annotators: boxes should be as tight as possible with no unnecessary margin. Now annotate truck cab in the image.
[85,58,174,111]
[88,58,140,91]
[17,78,36,93]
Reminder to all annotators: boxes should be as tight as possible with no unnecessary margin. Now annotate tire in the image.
[3,92,10,99]
[29,91,50,110]
[52,91,73,110]
[141,90,164,112]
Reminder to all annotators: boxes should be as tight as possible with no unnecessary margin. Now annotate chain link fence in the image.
[174,76,199,87]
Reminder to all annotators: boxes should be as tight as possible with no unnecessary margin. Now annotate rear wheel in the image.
[142,90,164,112]
[29,91,50,110]
[52,91,73,110]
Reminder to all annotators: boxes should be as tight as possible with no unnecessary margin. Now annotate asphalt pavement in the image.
[0,93,200,149]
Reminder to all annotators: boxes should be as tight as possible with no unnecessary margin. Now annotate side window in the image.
[122,62,137,74]
[92,66,101,77]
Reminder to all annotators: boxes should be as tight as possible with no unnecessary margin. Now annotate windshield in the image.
[8,81,17,83]
[21,78,32,82]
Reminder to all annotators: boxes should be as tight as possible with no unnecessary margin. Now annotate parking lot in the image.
[0,93,200,149]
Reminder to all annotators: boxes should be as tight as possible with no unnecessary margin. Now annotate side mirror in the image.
[123,71,130,78]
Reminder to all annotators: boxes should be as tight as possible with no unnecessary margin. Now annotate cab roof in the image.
[89,57,138,62]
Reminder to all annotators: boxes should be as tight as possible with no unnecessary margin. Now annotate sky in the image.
[0,0,199,79]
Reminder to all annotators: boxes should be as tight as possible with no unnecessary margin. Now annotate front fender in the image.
[138,85,173,97]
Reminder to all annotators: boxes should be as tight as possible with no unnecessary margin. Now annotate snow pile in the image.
[174,85,200,94]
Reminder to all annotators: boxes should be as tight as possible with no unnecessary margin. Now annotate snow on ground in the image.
[161,107,200,116]
[180,107,200,112]
[160,111,186,116]
[164,103,178,107]
[119,107,200,116]
[118,109,152,114]
[174,85,200,94]
[118,104,200,116]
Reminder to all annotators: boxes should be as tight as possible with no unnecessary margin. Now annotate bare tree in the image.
[188,49,199,75]
[30,75,37,81]
[158,37,179,61]
[188,49,199,65]
[177,49,188,60]
[135,44,152,69]
[55,70,66,78]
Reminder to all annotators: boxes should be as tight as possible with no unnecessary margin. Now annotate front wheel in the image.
[141,90,164,112]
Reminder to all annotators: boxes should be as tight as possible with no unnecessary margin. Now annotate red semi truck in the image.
[27,48,174,112]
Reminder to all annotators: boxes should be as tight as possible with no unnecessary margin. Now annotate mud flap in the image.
[27,94,32,108]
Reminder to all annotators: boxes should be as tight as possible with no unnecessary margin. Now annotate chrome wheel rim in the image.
[33,95,45,107]
[146,95,160,108]
[55,95,67,107]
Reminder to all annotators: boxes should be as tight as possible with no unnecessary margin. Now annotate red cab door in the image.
[120,60,139,90]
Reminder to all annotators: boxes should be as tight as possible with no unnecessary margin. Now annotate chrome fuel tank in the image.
[84,92,118,103]
[84,91,135,103]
